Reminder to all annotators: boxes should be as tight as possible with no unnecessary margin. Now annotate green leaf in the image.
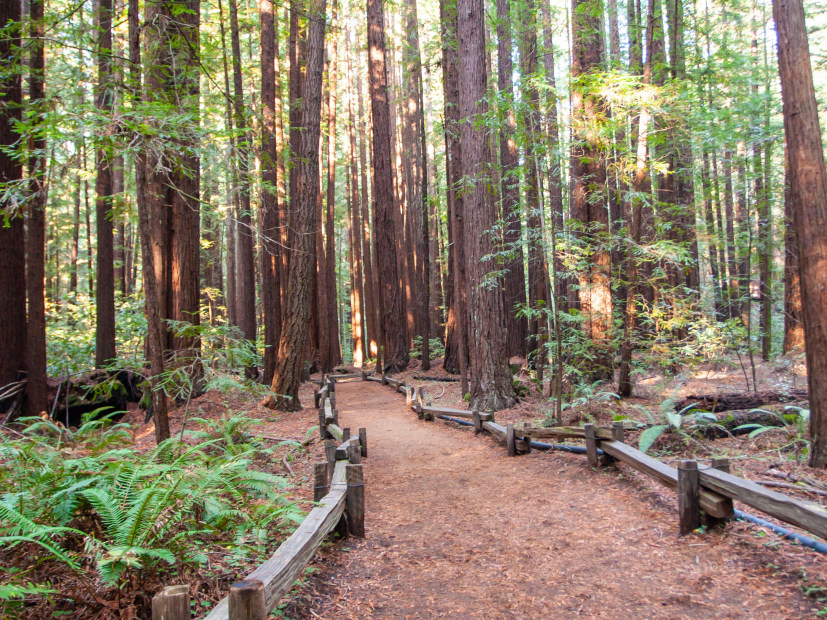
[638,425,669,454]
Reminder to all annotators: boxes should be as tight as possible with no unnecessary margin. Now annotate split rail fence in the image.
[152,375,366,620]
[367,372,827,545]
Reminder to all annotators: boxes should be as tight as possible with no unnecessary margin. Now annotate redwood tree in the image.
[25,0,48,417]
[263,0,327,410]
[570,0,612,381]
[457,0,517,411]
[94,0,116,367]
[367,0,409,372]
[773,0,827,467]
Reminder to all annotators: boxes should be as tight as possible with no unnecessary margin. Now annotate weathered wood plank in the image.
[600,441,730,519]
[329,373,363,381]
[364,376,383,383]
[152,585,190,620]
[518,425,614,440]
[228,579,266,620]
[678,460,701,535]
[203,461,348,620]
[698,467,827,540]
[335,436,360,461]
[482,420,507,441]
[584,424,599,468]
[327,424,344,443]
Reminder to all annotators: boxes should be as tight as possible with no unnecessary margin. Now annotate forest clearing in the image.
[2,0,827,614]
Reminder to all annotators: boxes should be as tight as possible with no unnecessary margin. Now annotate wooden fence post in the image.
[324,439,336,479]
[318,410,330,440]
[343,427,351,442]
[228,579,266,620]
[708,457,735,523]
[584,424,599,468]
[332,409,340,426]
[314,462,329,501]
[381,373,387,385]
[612,422,625,443]
[348,442,362,464]
[405,387,413,409]
[507,424,517,457]
[152,585,190,620]
[678,460,701,535]
[472,410,482,435]
[314,390,320,408]
[346,463,365,537]
[359,427,367,457]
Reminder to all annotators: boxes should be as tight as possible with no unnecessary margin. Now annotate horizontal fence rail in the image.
[373,372,827,551]
[153,375,366,620]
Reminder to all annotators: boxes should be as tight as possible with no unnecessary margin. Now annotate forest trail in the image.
[284,381,817,618]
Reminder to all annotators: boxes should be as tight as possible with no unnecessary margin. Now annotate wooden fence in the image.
[152,376,366,620]
[373,374,827,545]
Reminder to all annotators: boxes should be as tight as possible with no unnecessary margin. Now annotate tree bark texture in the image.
[570,0,612,381]
[143,0,202,388]
[95,0,116,367]
[773,0,827,466]
[260,0,282,384]
[457,0,517,411]
[263,0,327,410]
[496,0,527,359]
[367,0,409,372]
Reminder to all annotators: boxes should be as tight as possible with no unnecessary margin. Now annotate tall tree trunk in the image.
[356,66,379,363]
[521,0,551,382]
[401,0,430,370]
[325,0,341,369]
[618,0,657,397]
[457,0,517,410]
[0,0,25,401]
[24,0,48,417]
[144,0,202,385]
[260,0,282,384]
[773,0,827,466]
[229,0,257,377]
[263,0,327,410]
[782,150,804,352]
[496,0,527,359]
[440,0,468,392]
[571,0,612,381]
[131,0,169,441]
[346,26,367,367]
[367,0,409,372]
[95,0,116,367]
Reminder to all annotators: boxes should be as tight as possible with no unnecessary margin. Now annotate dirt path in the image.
[282,382,821,618]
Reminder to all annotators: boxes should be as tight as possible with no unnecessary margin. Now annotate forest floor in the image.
[121,354,827,618]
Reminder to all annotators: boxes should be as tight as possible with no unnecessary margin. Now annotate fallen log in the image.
[675,389,807,413]
[413,375,460,382]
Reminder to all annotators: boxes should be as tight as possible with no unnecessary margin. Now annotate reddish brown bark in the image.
[782,152,804,352]
[773,0,827,465]
[440,0,468,389]
[24,0,48,417]
[144,0,202,390]
[95,0,116,368]
[367,0,409,372]
[570,0,612,381]
[263,0,327,410]
[496,0,527,359]
[229,0,256,377]
[260,0,282,384]
[130,0,169,441]
[457,0,517,410]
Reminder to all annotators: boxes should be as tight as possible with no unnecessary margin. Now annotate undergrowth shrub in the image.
[0,411,303,617]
